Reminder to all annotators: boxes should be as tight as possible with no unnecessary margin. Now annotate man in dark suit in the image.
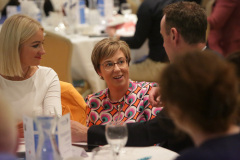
[71,1,207,153]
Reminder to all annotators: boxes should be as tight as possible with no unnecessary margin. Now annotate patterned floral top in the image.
[85,80,162,127]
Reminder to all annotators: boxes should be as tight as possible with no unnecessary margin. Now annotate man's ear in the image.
[170,28,179,44]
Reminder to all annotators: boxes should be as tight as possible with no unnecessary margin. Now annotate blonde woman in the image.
[0,14,62,137]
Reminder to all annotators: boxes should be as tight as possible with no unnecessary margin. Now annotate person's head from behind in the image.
[159,51,239,143]
[0,94,17,154]
[0,14,45,78]
[91,38,131,89]
[161,1,207,61]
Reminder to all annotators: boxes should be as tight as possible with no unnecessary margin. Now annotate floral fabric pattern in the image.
[85,80,162,127]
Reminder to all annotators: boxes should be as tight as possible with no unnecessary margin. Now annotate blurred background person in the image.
[207,0,240,57]
[159,51,240,160]
[0,14,62,138]
[85,38,161,127]
[0,93,18,160]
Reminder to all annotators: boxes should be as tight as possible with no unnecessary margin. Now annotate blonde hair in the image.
[91,38,131,73]
[0,14,43,77]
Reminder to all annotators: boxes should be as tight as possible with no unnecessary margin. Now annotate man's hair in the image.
[91,38,131,73]
[163,1,207,44]
[0,14,43,77]
[159,50,239,133]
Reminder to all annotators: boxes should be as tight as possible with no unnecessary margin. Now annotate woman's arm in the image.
[43,69,62,116]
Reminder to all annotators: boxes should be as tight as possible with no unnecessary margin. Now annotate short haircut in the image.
[163,1,207,44]
[159,50,239,133]
[0,14,43,77]
[91,38,131,73]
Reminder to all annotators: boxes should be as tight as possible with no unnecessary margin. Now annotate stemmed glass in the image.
[105,121,128,160]
[121,3,132,18]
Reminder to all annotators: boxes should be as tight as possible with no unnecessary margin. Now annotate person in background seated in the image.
[159,51,240,160]
[0,94,18,160]
[85,38,162,127]
[0,14,62,138]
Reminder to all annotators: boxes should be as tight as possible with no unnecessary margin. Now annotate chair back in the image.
[41,30,73,83]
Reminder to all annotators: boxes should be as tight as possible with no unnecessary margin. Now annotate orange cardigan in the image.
[60,81,87,126]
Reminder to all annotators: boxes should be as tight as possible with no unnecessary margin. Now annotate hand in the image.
[17,121,24,138]
[106,26,117,37]
[71,120,88,142]
[149,87,164,107]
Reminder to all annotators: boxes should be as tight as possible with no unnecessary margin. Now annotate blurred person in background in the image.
[159,51,240,160]
[0,14,62,138]
[0,94,18,160]
[207,0,240,57]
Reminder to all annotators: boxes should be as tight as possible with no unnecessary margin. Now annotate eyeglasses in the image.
[100,58,128,71]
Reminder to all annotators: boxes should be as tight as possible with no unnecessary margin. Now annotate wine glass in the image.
[121,3,132,18]
[105,121,128,159]
[113,0,120,15]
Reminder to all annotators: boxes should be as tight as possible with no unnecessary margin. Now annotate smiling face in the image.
[98,50,129,90]
[19,29,45,69]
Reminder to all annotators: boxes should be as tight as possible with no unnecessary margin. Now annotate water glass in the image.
[121,3,132,17]
[105,122,128,159]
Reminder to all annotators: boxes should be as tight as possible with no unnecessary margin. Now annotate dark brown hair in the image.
[159,50,239,133]
[163,1,207,44]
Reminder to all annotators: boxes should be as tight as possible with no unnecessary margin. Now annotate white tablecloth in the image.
[18,143,179,160]
[83,146,178,160]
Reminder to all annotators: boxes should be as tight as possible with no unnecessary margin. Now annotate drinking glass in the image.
[105,122,128,159]
[113,0,120,15]
[121,3,132,17]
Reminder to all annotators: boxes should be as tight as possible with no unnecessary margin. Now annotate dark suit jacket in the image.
[87,109,194,153]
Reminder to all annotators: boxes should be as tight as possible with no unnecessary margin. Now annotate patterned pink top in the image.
[85,80,162,127]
